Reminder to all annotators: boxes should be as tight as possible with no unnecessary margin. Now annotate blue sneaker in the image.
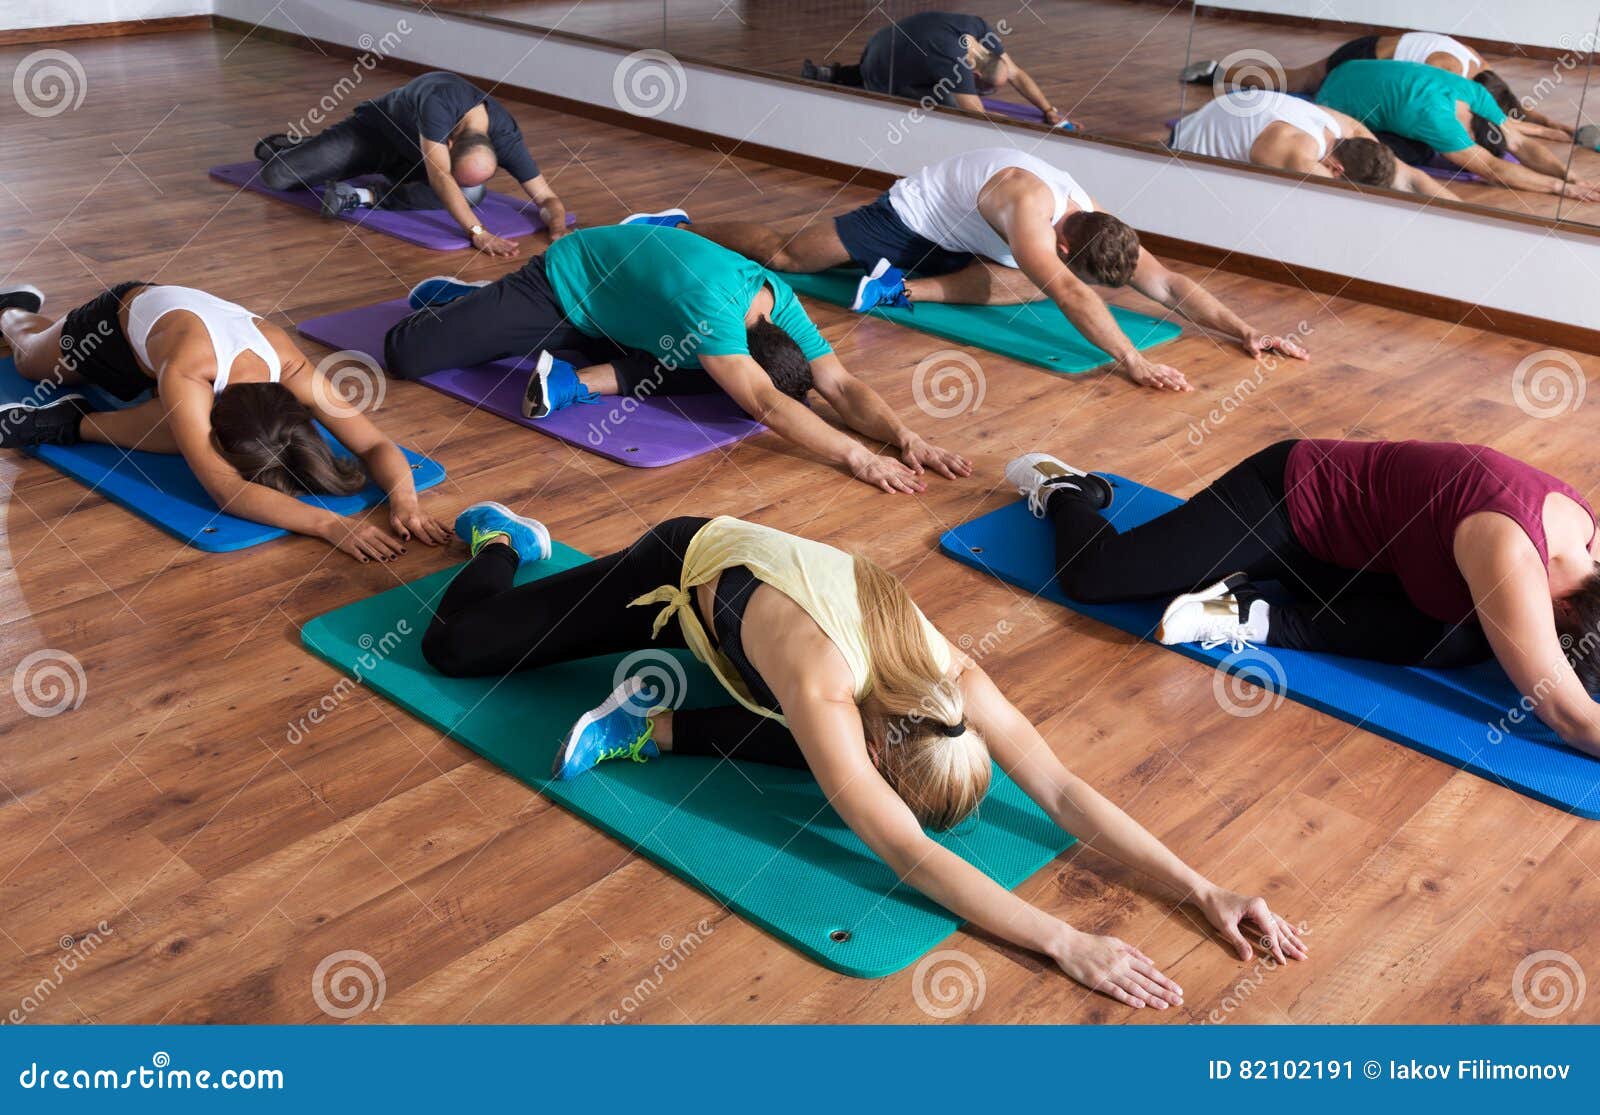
[408,275,491,310]
[453,501,552,563]
[850,257,910,312]
[621,208,691,228]
[552,677,662,780]
[521,350,600,419]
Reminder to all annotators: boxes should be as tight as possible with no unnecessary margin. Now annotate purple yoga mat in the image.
[296,300,766,468]
[208,161,577,250]
[982,97,1044,122]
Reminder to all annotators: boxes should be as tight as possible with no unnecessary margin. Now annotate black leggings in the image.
[257,111,475,211]
[1049,441,1491,668]
[382,256,718,397]
[421,516,805,768]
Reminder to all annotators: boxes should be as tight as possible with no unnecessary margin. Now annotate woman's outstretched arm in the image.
[956,654,1308,966]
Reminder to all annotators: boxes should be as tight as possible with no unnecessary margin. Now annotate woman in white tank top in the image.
[0,281,449,562]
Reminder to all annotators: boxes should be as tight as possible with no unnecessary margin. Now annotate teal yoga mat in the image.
[784,268,1181,373]
[300,543,1076,977]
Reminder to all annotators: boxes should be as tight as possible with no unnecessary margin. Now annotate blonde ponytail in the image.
[854,556,991,830]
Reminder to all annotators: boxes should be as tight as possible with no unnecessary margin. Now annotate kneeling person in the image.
[384,224,970,494]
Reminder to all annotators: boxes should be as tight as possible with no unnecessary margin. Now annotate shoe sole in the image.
[622,209,690,227]
[0,284,45,314]
[471,500,550,561]
[553,675,647,780]
[409,275,486,310]
[521,351,555,419]
[1155,576,1245,644]
[850,257,893,312]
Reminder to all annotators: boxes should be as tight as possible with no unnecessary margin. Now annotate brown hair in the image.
[854,557,991,831]
[1330,137,1397,187]
[1060,211,1140,287]
[1560,568,1600,695]
[209,383,366,496]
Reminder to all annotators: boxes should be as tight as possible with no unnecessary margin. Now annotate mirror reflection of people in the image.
[1005,440,1600,756]
[253,71,568,258]
[420,504,1307,1007]
[801,11,1071,127]
[1172,90,1459,199]
[641,148,1308,393]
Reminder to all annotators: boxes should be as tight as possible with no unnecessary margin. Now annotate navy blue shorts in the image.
[833,192,974,276]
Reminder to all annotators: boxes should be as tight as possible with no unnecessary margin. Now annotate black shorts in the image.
[60,281,153,402]
[833,192,974,276]
[1326,35,1380,73]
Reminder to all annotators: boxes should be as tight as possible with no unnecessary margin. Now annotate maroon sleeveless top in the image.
[1284,440,1594,623]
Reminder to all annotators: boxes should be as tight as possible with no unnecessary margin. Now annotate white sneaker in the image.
[1003,452,1112,518]
[1157,575,1269,651]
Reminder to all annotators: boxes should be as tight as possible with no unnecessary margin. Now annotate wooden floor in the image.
[2,28,1599,1025]
[450,0,1600,223]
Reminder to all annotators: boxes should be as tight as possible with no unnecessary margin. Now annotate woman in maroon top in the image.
[1004,440,1600,755]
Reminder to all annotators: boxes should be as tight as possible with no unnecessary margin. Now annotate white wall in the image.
[213,0,1600,329]
[0,0,209,30]
[1202,0,1597,52]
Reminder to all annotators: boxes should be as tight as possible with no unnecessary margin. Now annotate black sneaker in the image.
[1181,59,1220,85]
[0,395,88,449]
[0,284,44,315]
[253,132,299,163]
[800,58,836,83]
[320,181,363,218]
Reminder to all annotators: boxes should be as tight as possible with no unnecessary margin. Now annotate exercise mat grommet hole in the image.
[829,929,851,943]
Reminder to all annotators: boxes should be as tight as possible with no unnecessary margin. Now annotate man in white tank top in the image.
[1171,90,1457,198]
[656,148,1308,392]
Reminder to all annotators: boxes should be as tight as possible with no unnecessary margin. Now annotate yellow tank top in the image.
[629,517,952,724]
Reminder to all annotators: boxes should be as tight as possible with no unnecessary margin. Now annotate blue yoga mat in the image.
[0,357,446,552]
[938,476,1600,819]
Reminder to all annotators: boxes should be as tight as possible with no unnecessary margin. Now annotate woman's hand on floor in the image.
[1050,927,1184,1009]
[847,448,929,494]
[1195,885,1308,964]
[320,516,408,563]
[389,501,452,547]
[898,435,973,480]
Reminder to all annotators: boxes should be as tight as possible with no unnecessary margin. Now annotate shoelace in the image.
[1027,478,1078,518]
[598,726,652,764]
[1199,629,1255,655]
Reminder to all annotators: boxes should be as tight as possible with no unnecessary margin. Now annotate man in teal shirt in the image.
[385,224,971,493]
[1316,60,1597,199]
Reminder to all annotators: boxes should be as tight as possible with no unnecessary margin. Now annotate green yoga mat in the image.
[784,268,1182,373]
[300,543,1076,978]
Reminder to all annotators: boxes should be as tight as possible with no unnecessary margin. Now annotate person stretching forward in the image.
[633,148,1308,392]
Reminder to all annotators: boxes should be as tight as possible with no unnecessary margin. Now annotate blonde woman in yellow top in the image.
[424,504,1308,1007]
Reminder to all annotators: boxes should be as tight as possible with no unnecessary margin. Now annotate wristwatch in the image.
[468,223,486,240]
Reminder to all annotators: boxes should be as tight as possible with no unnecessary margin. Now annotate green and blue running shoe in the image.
[850,257,910,312]
[453,501,552,563]
[552,676,663,780]
[521,350,600,419]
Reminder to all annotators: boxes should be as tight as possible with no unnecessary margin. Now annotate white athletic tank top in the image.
[887,148,1094,269]
[127,285,282,394]
[1394,32,1479,75]
[1171,91,1342,162]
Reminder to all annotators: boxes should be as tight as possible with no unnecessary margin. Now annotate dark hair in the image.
[1474,70,1524,120]
[450,130,497,170]
[746,317,813,401]
[1060,211,1140,287]
[1330,137,1397,187]
[1560,568,1600,695]
[210,383,366,496]
[1472,113,1510,158]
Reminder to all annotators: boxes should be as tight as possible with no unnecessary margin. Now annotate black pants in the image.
[382,256,718,396]
[257,112,473,211]
[1048,440,1491,668]
[421,516,804,768]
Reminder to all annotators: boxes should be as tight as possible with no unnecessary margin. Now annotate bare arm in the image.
[519,172,570,239]
[808,352,971,482]
[1129,248,1309,364]
[1003,60,1064,125]
[419,137,520,256]
[1442,141,1599,200]
[1456,522,1600,754]
[1393,161,1462,200]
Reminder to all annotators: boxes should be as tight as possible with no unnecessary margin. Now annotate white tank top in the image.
[127,285,282,394]
[887,148,1094,269]
[1172,91,1342,162]
[1394,31,1479,75]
